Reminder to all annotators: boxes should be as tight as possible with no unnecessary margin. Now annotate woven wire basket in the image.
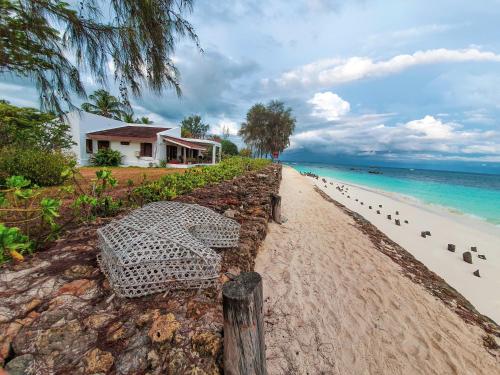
[97,202,240,298]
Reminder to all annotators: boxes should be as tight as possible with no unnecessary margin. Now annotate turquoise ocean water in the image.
[288,162,500,225]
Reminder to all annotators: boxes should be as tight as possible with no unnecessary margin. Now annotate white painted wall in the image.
[66,111,181,167]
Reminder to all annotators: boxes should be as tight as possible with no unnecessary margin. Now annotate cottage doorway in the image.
[166,145,177,161]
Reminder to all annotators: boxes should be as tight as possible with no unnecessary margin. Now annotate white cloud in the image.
[275,48,500,88]
[211,118,240,136]
[288,114,500,160]
[404,115,455,140]
[308,92,350,121]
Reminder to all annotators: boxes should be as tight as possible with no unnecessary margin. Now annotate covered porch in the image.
[162,136,222,168]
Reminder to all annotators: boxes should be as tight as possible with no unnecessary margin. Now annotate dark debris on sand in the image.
[314,186,500,353]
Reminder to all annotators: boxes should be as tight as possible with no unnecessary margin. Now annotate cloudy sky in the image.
[2,0,500,168]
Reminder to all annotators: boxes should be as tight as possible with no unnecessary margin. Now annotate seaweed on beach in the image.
[314,186,500,351]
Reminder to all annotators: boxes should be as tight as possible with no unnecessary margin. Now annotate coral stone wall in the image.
[0,164,282,374]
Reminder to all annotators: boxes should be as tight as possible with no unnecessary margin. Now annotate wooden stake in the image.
[223,272,267,375]
[270,193,281,224]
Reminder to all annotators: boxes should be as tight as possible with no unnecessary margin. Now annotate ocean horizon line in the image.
[288,161,500,226]
[282,159,500,177]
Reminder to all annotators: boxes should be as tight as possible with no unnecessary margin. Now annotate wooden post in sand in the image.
[270,193,282,224]
[223,272,267,375]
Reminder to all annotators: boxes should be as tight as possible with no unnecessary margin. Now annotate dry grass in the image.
[78,166,186,185]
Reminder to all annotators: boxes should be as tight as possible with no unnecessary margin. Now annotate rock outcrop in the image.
[0,164,282,374]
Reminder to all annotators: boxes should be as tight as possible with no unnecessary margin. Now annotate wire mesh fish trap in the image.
[97,202,240,298]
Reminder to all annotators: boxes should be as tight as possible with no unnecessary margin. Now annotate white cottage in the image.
[67,111,221,167]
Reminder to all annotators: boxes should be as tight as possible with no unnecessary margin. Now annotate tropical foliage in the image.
[138,116,153,124]
[221,139,238,157]
[122,112,135,123]
[72,169,122,221]
[122,112,153,124]
[0,100,74,150]
[181,115,209,138]
[239,147,252,157]
[0,0,199,114]
[239,100,296,158]
[0,157,271,264]
[133,157,270,203]
[0,147,74,186]
[81,90,127,120]
[90,149,123,167]
[0,224,32,263]
[0,175,62,262]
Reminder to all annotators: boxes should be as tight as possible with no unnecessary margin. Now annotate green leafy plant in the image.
[1,1,199,114]
[0,101,75,150]
[221,139,238,157]
[133,157,270,204]
[239,147,252,157]
[0,147,74,186]
[81,90,127,120]
[90,149,123,167]
[72,169,122,221]
[181,115,209,138]
[0,224,33,263]
[239,100,296,158]
[0,175,62,263]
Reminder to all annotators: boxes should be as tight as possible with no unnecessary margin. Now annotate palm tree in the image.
[138,116,153,124]
[81,90,126,120]
[122,113,135,123]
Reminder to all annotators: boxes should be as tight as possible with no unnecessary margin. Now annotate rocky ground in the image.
[0,164,282,375]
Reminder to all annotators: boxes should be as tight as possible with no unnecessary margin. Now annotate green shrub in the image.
[221,139,238,156]
[90,149,123,166]
[72,169,122,221]
[239,147,252,157]
[0,224,33,263]
[133,157,271,204]
[0,101,74,151]
[0,175,62,263]
[0,147,74,186]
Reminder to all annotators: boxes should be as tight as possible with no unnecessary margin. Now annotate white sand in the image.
[255,166,500,374]
[311,173,500,324]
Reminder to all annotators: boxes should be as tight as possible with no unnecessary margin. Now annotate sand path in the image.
[313,174,500,323]
[255,166,499,374]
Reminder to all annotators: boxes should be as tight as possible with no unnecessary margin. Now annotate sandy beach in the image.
[310,172,500,324]
[255,166,500,374]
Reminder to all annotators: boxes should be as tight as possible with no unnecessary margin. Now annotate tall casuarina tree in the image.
[239,100,296,157]
[0,0,200,114]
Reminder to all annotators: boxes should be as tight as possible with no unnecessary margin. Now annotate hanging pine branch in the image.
[0,0,200,114]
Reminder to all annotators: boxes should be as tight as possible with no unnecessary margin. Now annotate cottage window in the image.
[120,141,130,145]
[97,140,110,150]
[140,143,153,157]
[86,139,93,154]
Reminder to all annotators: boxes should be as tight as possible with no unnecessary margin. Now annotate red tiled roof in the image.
[163,136,207,151]
[87,126,169,141]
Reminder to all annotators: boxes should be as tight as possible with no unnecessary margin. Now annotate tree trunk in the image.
[270,193,281,224]
[223,272,267,375]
